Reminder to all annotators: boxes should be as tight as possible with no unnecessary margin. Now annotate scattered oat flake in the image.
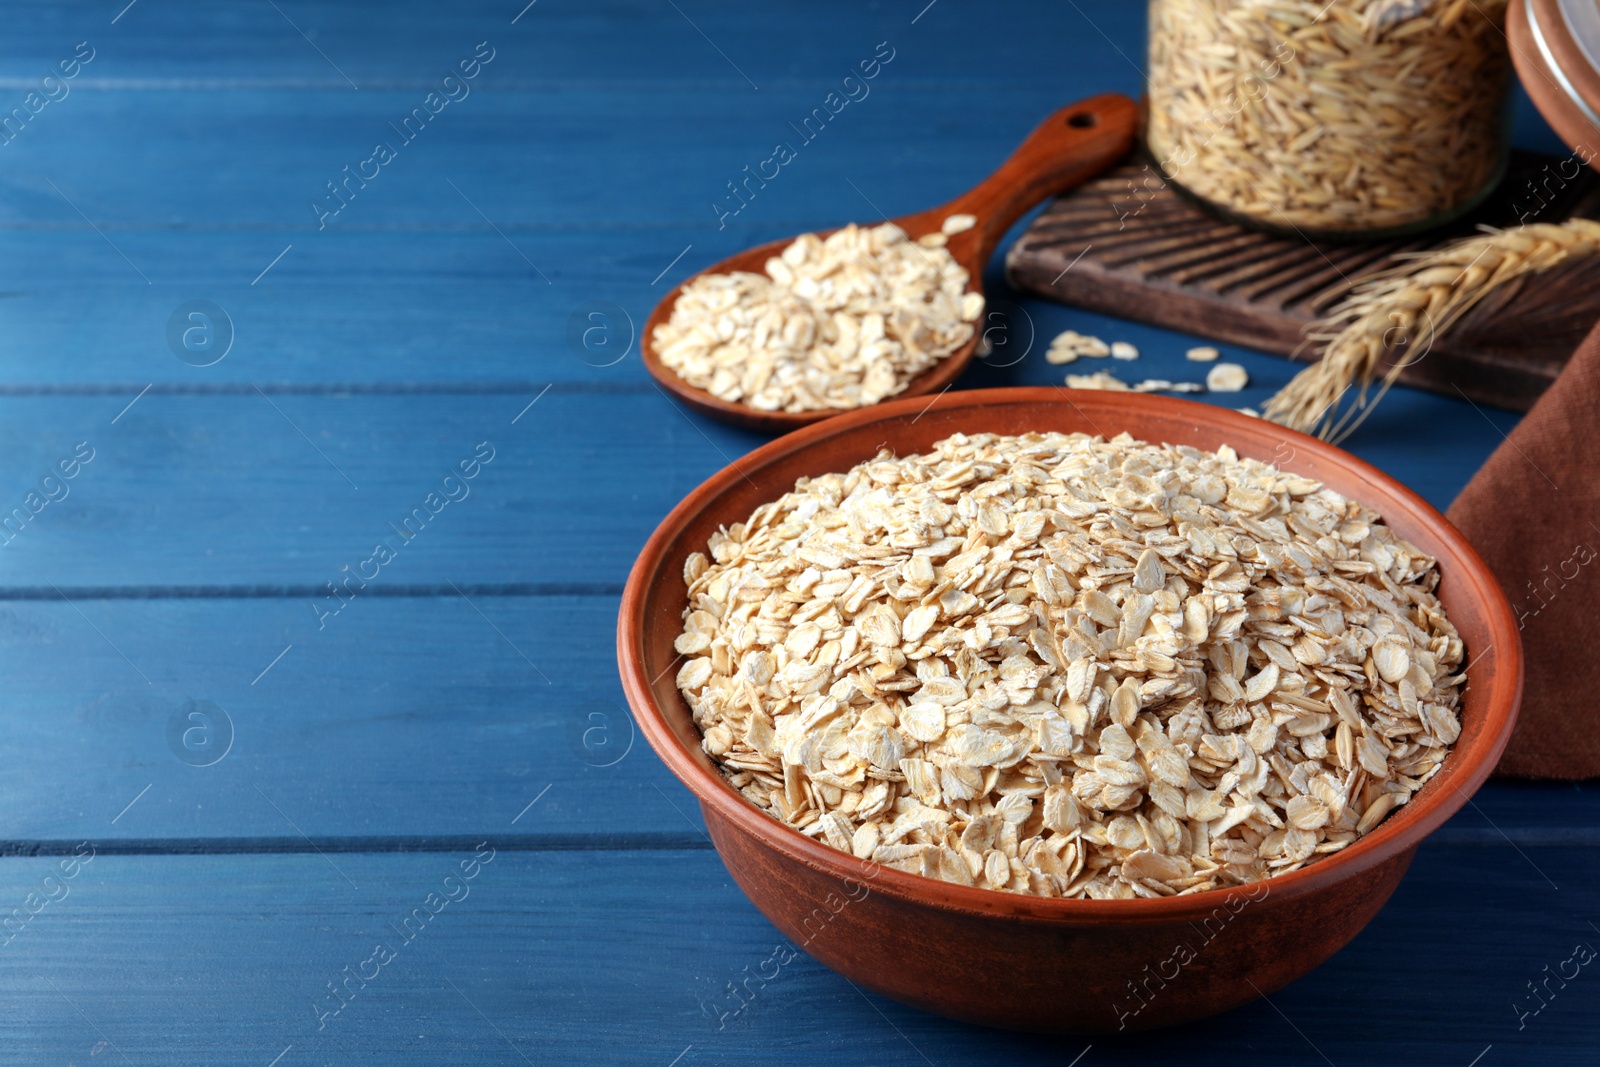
[1132,379,1203,394]
[942,214,977,235]
[1186,346,1221,362]
[1066,371,1129,391]
[1207,363,1249,392]
[1049,330,1111,361]
[1110,341,1139,361]
[675,431,1465,899]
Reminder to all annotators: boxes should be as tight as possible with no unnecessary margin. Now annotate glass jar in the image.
[1146,0,1515,239]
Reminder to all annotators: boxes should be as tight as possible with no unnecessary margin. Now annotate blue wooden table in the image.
[1,2,1595,1063]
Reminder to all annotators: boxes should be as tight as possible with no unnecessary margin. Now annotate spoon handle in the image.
[935,93,1140,262]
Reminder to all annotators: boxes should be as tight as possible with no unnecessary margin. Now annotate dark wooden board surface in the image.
[1007,152,1600,411]
[0,1,1594,1063]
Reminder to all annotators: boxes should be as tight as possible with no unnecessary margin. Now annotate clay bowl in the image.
[1510,0,1600,163]
[618,388,1522,1033]
[641,94,1139,433]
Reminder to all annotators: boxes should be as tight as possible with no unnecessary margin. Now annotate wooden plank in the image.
[0,594,699,844]
[0,85,1115,230]
[0,227,758,387]
[0,0,1145,90]
[1006,153,1600,413]
[0,591,1590,844]
[0,391,764,589]
[0,383,1509,590]
[0,219,1565,438]
[0,844,1593,1063]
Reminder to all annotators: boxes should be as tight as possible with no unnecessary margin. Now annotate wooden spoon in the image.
[641,93,1139,433]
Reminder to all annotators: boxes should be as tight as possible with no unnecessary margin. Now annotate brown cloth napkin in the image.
[1447,318,1600,779]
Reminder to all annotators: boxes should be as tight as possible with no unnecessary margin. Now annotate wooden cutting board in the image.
[1005,151,1600,411]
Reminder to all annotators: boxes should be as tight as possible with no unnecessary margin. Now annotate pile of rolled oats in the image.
[675,431,1465,899]
[653,223,984,413]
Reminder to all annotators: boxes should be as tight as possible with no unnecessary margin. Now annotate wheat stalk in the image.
[1263,219,1600,442]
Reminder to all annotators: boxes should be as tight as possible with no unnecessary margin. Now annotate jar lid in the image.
[1511,0,1600,161]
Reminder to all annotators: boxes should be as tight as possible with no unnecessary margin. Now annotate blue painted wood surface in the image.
[1,2,1592,1064]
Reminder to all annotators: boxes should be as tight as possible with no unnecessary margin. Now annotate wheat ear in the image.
[1263,219,1600,442]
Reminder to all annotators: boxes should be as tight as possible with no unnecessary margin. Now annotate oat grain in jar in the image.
[1146,0,1514,238]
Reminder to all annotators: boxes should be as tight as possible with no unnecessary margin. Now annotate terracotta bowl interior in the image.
[621,389,1523,918]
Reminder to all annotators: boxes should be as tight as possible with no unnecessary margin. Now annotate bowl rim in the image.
[618,387,1524,923]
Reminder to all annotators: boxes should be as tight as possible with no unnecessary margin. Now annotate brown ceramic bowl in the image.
[618,388,1522,1033]
[1510,0,1600,164]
